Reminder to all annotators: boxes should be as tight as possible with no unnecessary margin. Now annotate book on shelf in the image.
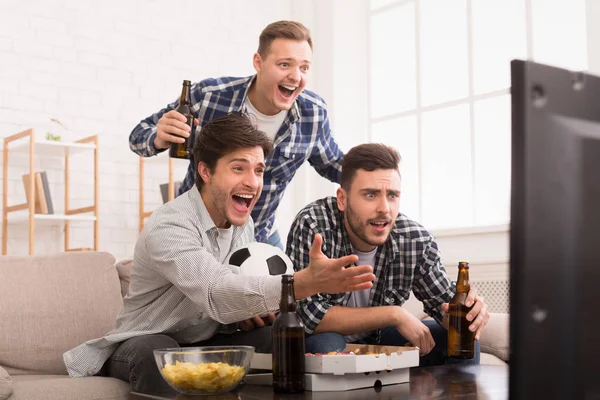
[22,171,54,214]
[159,181,182,204]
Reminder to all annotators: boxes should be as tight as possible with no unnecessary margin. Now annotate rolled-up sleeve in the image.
[412,238,455,325]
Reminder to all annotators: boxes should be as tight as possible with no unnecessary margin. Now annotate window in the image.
[369,0,588,229]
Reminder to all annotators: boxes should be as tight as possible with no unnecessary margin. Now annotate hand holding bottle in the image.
[154,80,199,156]
[442,286,489,341]
[154,110,199,150]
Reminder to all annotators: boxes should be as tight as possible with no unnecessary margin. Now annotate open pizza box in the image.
[246,344,419,391]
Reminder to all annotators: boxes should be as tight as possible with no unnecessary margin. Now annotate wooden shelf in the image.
[2,128,99,255]
[10,139,96,157]
[7,213,97,224]
[139,154,187,232]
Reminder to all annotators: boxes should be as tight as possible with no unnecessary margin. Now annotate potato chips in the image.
[161,360,246,393]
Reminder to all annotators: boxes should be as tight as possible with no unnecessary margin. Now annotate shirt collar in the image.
[189,185,247,236]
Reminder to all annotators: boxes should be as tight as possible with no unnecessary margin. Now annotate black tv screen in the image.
[510,59,600,400]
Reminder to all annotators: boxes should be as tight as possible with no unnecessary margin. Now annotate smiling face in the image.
[249,38,312,115]
[337,168,401,252]
[198,146,265,228]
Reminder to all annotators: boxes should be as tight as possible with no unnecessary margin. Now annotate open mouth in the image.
[278,84,296,99]
[369,221,390,231]
[232,193,254,213]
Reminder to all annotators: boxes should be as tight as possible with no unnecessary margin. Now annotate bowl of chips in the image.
[154,346,254,395]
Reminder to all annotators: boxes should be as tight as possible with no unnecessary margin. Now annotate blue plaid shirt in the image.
[130,76,344,242]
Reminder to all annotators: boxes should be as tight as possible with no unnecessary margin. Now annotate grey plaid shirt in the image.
[285,197,456,334]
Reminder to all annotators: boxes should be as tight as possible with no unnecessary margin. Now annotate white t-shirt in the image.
[244,97,287,236]
[216,227,233,263]
[244,97,287,142]
[345,247,378,342]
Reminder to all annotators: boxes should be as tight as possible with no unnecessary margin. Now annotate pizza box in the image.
[250,344,419,374]
[244,368,410,392]
[247,344,419,391]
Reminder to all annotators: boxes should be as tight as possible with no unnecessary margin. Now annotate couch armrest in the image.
[479,312,509,362]
[0,366,13,400]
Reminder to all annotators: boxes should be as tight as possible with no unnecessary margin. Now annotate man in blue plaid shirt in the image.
[129,21,343,249]
[286,143,491,366]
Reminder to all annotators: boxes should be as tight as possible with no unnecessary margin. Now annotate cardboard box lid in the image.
[251,344,419,374]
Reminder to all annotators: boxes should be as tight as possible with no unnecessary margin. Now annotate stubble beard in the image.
[345,201,389,249]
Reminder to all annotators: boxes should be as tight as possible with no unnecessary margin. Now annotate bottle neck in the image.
[280,280,297,312]
[180,84,191,105]
[456,267,470,293]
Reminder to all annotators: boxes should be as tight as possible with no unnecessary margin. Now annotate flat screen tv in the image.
[510,59,600,400]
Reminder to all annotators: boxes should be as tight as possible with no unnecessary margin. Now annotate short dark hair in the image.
[193,112,274,191]
[341,143,401,190]
[258,20,312,57]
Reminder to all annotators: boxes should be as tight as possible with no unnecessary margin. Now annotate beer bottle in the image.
[448,261,475,359]
[272,274,305,393]
[169,80,194,159]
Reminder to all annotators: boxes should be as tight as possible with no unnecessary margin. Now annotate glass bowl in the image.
[153,346,254,395]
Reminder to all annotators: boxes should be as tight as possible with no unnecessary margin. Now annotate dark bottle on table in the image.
[272,274,305,393]
[169,80,193,159]
[448,261,475,359]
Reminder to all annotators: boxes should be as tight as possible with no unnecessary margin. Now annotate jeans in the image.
[305,320,480,367]
[265,229,283,250]
[104,326,273,395]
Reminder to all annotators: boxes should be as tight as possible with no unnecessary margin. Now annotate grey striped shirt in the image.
[63,187,282,377]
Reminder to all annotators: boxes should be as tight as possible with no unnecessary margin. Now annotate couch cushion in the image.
[10,375,130,400]
[0,366,12,400]
[402,294,428,320]
[480,352,507,366]
[0,252,124,376]
[479,312,509,362]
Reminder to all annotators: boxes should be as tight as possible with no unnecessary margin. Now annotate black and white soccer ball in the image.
[225,242,294,276]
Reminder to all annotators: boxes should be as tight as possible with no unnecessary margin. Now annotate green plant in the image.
[46,132,61,141]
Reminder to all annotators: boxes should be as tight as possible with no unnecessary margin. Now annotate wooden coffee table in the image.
[129,364,508,399]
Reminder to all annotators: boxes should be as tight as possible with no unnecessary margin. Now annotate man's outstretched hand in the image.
[293,233,375,300]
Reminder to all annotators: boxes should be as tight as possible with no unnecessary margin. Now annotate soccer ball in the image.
[225,242,294,277]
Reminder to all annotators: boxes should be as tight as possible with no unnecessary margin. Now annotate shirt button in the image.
[390,298,395,304]
[87,370,94,376]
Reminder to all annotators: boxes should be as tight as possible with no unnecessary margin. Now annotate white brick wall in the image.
[0,0,292,260]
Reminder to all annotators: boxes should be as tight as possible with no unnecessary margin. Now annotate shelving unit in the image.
[2,128,99,255]
[138,155,181,233]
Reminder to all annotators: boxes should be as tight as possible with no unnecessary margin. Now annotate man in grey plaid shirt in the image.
[286,143,491,366]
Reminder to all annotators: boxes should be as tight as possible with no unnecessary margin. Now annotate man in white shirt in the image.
[64,113,375,394]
